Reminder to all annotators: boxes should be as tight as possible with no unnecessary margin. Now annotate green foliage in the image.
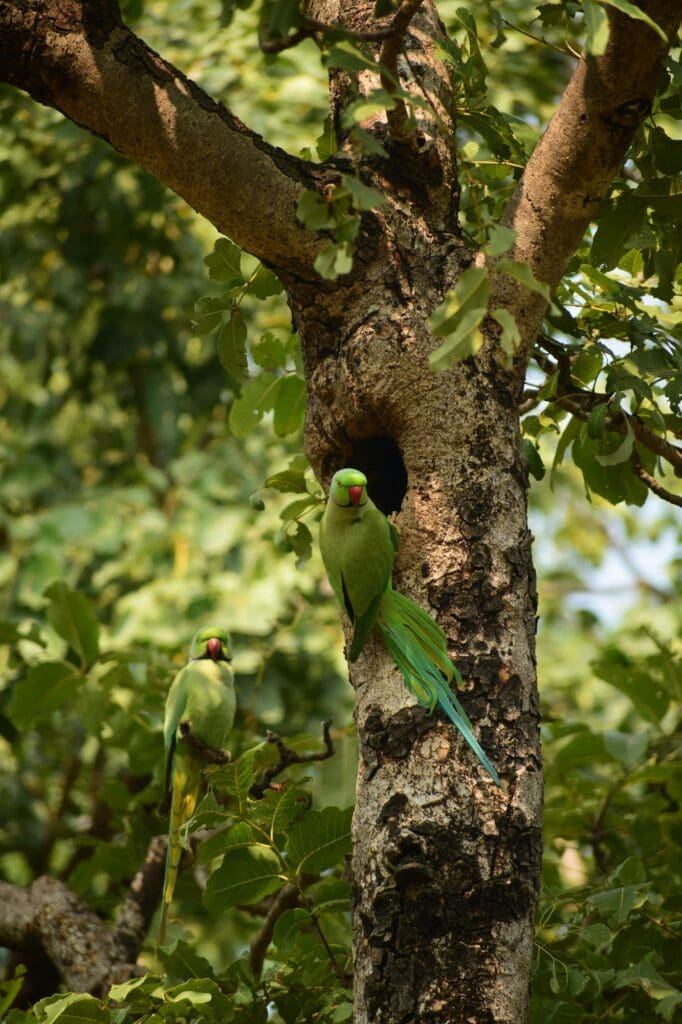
[1,1,681,1022]
[297,174,384,281]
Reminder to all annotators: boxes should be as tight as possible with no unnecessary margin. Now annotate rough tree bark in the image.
[0,0,678,1020]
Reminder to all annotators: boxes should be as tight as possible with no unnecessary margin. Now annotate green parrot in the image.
[320,468,500,785]
[158,626,236,944]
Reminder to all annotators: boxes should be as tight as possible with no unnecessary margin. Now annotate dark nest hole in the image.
[346,436,408,516]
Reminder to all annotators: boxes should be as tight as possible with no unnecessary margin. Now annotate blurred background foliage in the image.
[0,0,680,1021]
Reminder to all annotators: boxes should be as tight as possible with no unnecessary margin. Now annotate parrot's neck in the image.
[328,501,366,525]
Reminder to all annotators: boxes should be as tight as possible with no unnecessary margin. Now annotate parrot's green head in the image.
[189,627,232,662]
[330,468,368,508]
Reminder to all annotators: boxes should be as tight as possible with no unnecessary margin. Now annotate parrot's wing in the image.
[389,520,400,553]
[162,669,189,810]
[346,577,385,662]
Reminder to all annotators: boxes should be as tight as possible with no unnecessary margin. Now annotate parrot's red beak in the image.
[348,486,363,506]
[206,637,222,660]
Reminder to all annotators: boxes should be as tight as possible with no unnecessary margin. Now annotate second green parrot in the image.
[158,626,236,944]
[320,468,500,785]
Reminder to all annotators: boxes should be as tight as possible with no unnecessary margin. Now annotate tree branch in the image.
[493,0,681,378]
[531,341,682,476]
[0,835,170,998]
[0,876,143,996]
[630,449,682,508]
[114,836,167,962]
[379,0,426,135]
[249,720,335,799]
[259,15,397,53]
[0,0,322,273]
[249,882,300,976]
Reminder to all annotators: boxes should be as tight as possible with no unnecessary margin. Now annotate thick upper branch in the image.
[495,0,681,374]
[0,0,322,273]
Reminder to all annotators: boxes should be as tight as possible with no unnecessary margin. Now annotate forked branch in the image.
[250,720,335,799]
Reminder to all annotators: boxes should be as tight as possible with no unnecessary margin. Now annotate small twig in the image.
[630,450,682,507]
[250,721,334,799]
[307,904,345,981]
[249,883,300,976]
[590,785,617,875]
[518,388,542,414]
[259,16,396,54]
[501,17,576,57]
[379,0,425,135]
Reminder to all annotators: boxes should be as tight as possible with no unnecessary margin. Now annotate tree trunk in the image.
[285,193,542,1022]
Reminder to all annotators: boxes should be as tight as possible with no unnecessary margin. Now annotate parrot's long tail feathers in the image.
[378,591,501,786]
[158,770,200,944]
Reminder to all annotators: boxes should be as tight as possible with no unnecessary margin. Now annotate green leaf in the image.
[583,0,610,55]
[324,42,381,73]
[341,92,398,128]
[603,729,648,767]
[197,821,262,865]
[205,237,244,282]
[203,845,283,909]
[9,662,84,728]
[496,257,550,300]
[314,242,354,280]
[273,374,306,436]
[429,308,486,371]
[265,469,308,493]
[252,331,288,370]
[272,908,311,954]
[491,307,521,356]
[291,521,313,566]
[44,580,99,666]
[286,805,353,875]
[573,434,647,505]
[35,993,107,1023]
[615,956,682,1020]
[228,372,279,437]
[572,349,603,386]
[349,125,389,158]
[249,266,283,300]
[591,196,645,269]
[587,883,651,927]
[550,415,583,487]
[592,648,669,723]
[157,939,215,980]
[613,856,647,885]
[207,745,276,812]
[296,191,336,231]
[586,403,609,439]
[594,420,633,465]
[482,224,517,257]
[340,174,385,212]
[217,309,248,381]
[267,780,311,837]
[428,266,490,371]
[316,115,337,160]
[430,266,490,336]
[164,978,232,1016]
[522,439,546,480]
[597,0,667,40]
[280,496,319,522]
[193,295,228,335]
[106,975,150,1002]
